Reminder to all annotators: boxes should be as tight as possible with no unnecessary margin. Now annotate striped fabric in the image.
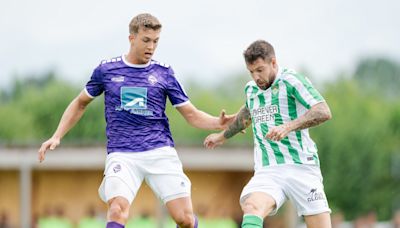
[245,68,324,169]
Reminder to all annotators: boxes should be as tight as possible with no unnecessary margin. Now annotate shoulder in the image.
[245,80,257,90]
[151,60,173,74]
[151,60,179,83]
[280,68,312,86]
[97,56,124,72]
[280,68,300,80]
[244,81,258,96]
[150,60,171,69]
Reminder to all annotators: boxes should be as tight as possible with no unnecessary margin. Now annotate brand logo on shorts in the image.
[180,181,185,187]
[113,164,121,173]
[306,188,325,202]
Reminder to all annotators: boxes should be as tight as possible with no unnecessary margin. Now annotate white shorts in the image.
[240,164,331,216]
[98,146,191,204]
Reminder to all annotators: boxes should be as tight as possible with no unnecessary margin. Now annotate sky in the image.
[1,0,399,89]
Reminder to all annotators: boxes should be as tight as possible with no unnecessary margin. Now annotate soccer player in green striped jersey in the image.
[204,40,333,228]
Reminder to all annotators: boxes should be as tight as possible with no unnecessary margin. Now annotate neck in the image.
[269,66,279,85]
[125,51,148,65]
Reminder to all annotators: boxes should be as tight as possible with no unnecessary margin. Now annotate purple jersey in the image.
[85,55,189,153]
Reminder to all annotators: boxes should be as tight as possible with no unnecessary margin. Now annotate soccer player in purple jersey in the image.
[38,13,233,228]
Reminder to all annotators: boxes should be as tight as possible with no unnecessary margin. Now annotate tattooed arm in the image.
[266,102,332,141]
[224,105,252,139]
[204,105,252,149]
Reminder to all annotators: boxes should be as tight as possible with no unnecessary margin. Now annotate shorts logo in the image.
[306,188,326,202]
[113,164,121,173]
[180,181,185,187]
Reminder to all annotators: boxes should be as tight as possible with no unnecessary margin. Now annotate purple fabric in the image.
[85,57,189,153]
[194,215,198,228]
[106,221,124,228]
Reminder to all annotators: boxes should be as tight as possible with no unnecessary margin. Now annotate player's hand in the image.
[38,137,60,162]
[204,132,226,149]
[265,124,291,141]
[218,109,236,130]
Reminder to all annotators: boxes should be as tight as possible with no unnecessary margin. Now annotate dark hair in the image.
[129,13,162,34]
[243,40,275,64]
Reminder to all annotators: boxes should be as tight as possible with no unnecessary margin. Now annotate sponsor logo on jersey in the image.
[306,188,326,202]
[111,76,125,82]
[252,105,278,124]
[118,87,153,116]
[148,75,158,85]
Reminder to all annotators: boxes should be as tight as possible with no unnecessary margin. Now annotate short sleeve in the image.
[166,67,189,107]
[85,66,105,98]
[283,74,324,109]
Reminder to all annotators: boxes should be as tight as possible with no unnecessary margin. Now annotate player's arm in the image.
[266,101,332,141]
[176,102,235,130]
[38,90,93,162]
[204,105,252,149]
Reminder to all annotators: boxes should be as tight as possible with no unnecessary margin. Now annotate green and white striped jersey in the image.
[245,67,324,169]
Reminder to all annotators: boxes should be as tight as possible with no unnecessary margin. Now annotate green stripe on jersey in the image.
[282,80,304,151]
[268,84,285,164]
[247,86,270,166]
[256,91,273,166]
[271,83,300,164]
[291,73,323,101]
[283,79,311,109]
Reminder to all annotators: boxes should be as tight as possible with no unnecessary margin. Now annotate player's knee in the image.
[108,199,129,223]
[174,211,194,228]
[241,201,264,216]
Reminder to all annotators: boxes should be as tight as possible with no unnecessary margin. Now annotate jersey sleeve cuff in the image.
[173,100,190,108]
[309,99,325,108]
[84,87,96,99]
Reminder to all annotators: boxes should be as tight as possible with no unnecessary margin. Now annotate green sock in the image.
[241,214,263,228]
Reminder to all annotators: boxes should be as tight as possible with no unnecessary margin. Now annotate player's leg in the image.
[143,147,196,228]
[107,195,130,226]
[98,153,144,228]
[285,165,331,228]
[304,212,331,228]
[166,196,198,228]
[240,192,276,228]
[239,168,287,228]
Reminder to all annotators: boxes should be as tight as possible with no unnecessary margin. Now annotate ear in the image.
[271,57,278,68]
[128,34,135,43]
[271,57,276,65]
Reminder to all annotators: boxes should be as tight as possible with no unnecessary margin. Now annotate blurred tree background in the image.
[0,57,399,220]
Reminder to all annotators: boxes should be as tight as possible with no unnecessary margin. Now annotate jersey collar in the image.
[122,54,151,68]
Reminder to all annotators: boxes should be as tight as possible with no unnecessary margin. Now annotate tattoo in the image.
[223,106,252,139]
[292,102,331,131]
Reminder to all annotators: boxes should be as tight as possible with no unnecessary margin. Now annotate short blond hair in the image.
[129,13,162,34]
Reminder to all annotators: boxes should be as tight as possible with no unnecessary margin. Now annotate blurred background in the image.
[1,0,400,227]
